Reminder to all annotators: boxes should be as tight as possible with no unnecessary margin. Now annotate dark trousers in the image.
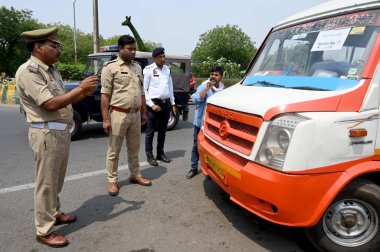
[145,100,171,157]
[191,125,201,171]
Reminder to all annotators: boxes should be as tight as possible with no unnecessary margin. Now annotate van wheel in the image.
[167,107,179,131]
[70,111,82,140]
[305,179,380,252]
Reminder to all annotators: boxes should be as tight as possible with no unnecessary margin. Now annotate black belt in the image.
[152,98,169,104]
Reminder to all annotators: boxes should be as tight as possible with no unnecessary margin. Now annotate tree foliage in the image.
[0,6,40,76]
[192,24,256,77]
[192,56,241,78]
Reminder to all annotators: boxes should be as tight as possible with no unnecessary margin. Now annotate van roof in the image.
[88,51,191,60]
[274,0,380,31]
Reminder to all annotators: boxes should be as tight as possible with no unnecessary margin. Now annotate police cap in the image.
[152,47,165,57]
[21,27,61,44]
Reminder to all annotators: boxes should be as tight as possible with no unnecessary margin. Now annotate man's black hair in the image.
[26,40,48,52]
[118,35,136,48]
[210,66,224,75]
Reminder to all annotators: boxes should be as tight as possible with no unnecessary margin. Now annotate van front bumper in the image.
[198,131,344,227]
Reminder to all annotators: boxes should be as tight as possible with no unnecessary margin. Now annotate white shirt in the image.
[143,63,175,107]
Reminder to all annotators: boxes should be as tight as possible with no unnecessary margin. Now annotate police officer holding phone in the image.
[16,27,97,247]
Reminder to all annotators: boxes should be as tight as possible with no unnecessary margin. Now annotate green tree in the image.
[192,24,256,77]
[0,6,40,76]
[192,56,241,78]
[49,23,93,64]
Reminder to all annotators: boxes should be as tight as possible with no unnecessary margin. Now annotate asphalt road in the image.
[0,104,316,252]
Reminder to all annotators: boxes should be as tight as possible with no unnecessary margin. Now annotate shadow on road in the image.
[202,179,317,252]
[58,194,144,236]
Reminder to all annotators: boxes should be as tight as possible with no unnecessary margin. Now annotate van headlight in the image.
[255,114,308,171]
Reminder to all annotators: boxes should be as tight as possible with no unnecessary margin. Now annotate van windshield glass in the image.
[84,56,113,77]
[243,9,380,91]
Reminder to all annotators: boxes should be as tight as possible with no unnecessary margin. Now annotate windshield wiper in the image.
[290,86,329,91]
[253,81,286,88]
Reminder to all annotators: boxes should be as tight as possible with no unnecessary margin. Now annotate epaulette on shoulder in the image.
[104,59,117,66]
[145,64,154,69]
[27,61,39,73]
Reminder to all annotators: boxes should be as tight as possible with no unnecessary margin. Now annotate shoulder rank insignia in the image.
[27,61,39,73]
[104,59,117,66]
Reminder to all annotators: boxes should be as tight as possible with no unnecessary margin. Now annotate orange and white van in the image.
[198,0,380,251]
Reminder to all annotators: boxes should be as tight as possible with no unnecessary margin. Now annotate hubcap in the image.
[69,119,75,134]
[168,112,174,126]
[322,199,378,247]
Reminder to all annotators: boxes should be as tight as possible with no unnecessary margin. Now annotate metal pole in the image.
[73,0,78,64]
[93,0,99,53]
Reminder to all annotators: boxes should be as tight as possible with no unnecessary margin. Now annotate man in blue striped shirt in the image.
[186,66,224,179]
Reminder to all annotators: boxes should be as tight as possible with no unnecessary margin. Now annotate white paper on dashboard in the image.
[311,28,351,51]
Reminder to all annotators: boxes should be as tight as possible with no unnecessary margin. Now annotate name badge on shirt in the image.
[153,69,159,77]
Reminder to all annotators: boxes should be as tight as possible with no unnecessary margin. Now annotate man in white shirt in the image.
[143,47,176,166]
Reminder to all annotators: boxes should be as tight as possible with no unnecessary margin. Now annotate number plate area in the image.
[204,152,225,180]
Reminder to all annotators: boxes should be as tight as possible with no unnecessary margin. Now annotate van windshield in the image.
[243,9,380,91]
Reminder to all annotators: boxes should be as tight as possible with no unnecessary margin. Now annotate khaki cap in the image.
[21,27,61,44]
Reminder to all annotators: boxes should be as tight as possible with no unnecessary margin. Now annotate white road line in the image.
[0,161,149,194]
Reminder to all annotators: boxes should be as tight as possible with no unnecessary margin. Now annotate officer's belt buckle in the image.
[31,122,68,131]
[153,98,169,103]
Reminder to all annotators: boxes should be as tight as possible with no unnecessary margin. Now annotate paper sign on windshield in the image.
[311,28,351,51]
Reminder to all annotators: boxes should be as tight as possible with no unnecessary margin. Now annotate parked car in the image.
[66,46,192,139]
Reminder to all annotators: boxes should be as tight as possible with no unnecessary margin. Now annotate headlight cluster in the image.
[255,114,307,171]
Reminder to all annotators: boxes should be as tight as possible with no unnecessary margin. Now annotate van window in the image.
[244,9,380,91]
[84,56,112,77]
[167,61,186,74]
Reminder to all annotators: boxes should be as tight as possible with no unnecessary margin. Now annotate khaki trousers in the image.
[28,127,70,236]
[106,110,141,182]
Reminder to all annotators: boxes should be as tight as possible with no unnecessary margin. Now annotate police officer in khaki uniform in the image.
[16,27,97,247]
[101,35,152,197]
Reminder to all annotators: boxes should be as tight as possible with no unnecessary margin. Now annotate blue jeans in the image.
[191,125,201,171]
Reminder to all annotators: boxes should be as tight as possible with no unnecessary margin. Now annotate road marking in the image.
[0,161,149,194]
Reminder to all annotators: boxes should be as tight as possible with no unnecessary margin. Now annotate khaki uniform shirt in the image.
[100,57,144,109]
[15,56,73,124]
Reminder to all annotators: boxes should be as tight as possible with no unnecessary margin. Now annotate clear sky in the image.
[1,0,328,55]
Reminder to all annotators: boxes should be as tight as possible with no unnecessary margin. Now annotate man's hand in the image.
[103,119,112,134]
[172,105,177,115]
[206,80,215,89]
[141,111,148,125]
[152,104,161,112]
[79,76,98,96]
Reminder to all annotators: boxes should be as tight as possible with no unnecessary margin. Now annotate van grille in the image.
[204,105,263,156]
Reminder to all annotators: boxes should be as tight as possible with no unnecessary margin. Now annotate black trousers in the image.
[145,100,171,157]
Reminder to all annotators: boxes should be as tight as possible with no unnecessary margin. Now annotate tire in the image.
[69,111,82,140]
[305,178,380,252]
[166,107,179,131]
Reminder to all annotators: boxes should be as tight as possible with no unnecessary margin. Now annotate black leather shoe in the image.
[156,153,170,163]
[186,169,198,179]
[147,157,158,166]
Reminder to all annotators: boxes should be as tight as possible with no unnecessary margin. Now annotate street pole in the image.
[93,0,99,53]
[73,0,78,64]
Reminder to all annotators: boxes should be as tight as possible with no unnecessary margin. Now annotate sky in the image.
[1,0,328,55]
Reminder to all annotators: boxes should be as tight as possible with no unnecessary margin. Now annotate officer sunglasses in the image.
[41,42,61,50]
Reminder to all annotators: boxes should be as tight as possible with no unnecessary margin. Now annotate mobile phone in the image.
[96,68,102,78]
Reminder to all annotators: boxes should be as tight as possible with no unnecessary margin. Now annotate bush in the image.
[56,63,85,81]
[195,78,241,88]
